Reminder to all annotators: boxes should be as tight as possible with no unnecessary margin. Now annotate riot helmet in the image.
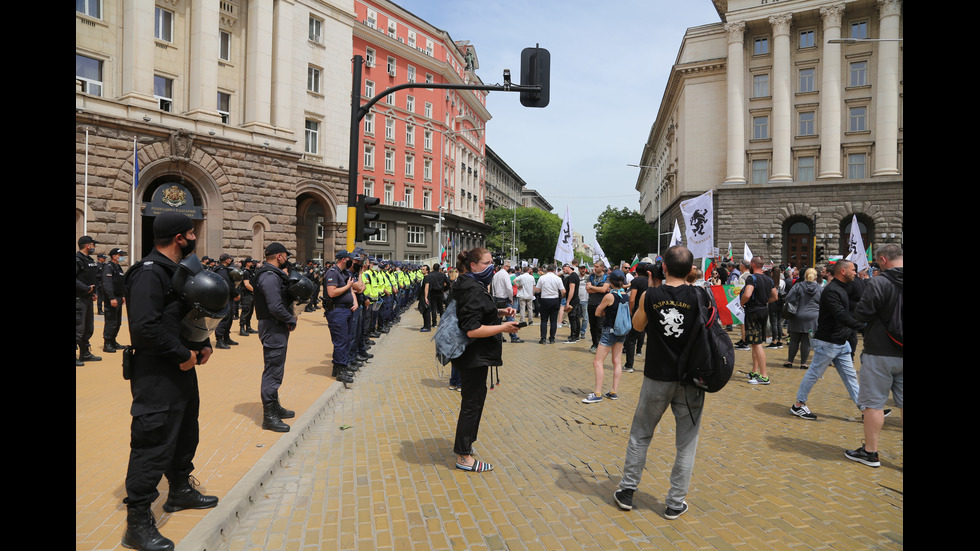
[287,271,315,302]
[172,255,231,342]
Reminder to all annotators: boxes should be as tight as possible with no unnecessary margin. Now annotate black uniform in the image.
[238,264,256,334]
[123,249,212,509]
[75,250,100,357]
[253,263,296,410]
[214,263,240,344]
[101,260,126,348]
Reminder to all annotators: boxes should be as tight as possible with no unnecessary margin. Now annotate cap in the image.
[335,250,354,260]
[153,212,194,240]
[97,254,106,259]
[610,269,626,280]
[219,253,233,262]
[264,242,291,257]
[109,248,127,256]
[78,236,97,247]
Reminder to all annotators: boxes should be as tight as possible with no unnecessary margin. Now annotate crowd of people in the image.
[76,222,901,546]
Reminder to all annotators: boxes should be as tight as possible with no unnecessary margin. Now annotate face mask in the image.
[180,237,197,257]
[466,264,495,286]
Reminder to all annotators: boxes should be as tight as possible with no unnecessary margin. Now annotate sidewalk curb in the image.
[177,380,345,551]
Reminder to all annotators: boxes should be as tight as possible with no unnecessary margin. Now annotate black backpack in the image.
[677,286,735,393]
[882,271,903,348]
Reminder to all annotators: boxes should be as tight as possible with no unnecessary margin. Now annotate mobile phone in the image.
[516,322,528,328]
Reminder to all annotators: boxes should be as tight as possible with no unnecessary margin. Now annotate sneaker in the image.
[844,444,881,468]
[614,489,634,510]
[589,346,598,353]
[861,408,893,419]
[734,341,750,350]
[766,342,780,349]
[603,392,619,400]
[790,404,817,420]
[748,376,771,385]
[539,339,547,345]
[664,502,688,520]
[562,339,578,344]
[747,371,759,380]
[625,367,635,373]
[549,338,555,344]
[582,393,602,404]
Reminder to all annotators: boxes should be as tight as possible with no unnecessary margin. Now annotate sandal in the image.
[456,460,493,472]
[783,362,793,368]
[799,364,808,370]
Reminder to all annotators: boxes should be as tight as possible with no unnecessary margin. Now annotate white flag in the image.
[592,239,611,268]
[669,220,682,247]
[743,243,753,262]
[554,206,575,265]
[846,215,870,272]
[679,190,714,259]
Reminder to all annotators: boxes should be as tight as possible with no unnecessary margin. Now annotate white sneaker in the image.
[582,393,602,404]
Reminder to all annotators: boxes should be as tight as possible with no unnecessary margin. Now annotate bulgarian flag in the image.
[710,284,742,326]
[703,257,715,281]
[629,254,639,272]
[440,235,449,261]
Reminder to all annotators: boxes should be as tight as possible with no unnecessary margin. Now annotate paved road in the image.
[76,308,903,551]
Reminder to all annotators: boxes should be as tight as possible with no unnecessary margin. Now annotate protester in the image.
[515,267,536,326]
[534,264,564,344]
[583,270,629,403]
[741,257,778,385]
[783,268,822,369]
[767,266,785,349]
[585,261,610,352]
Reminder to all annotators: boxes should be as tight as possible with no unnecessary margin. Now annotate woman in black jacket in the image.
[451,248,521,472]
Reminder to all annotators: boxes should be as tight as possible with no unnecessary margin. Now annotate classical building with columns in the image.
[635,0,902,267]
[76,0,356,264]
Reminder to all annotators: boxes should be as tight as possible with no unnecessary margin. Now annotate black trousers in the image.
[103,303,122,342]
[239,294,254,329]
[538,298,560,340]
[453,365,489,456]
[76,296,95,349]
[565,302,581,340]
[588,303,602,348]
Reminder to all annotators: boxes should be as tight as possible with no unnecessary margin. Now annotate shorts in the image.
[857,354,903,410]
[743,310,768,345]
[599,326,628,347]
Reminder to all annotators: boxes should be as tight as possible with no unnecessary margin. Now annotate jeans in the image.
[620,378,703,510]
[795,338,860,408]
[577,302,589,339]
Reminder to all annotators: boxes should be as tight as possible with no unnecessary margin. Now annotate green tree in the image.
[593,206,657,265]
[484,206,562,264]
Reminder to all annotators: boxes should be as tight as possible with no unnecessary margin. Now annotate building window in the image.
[849,61,868,87]
[753,37,769,55]
[385,117,395,141]
[387,20,397,38]
[305,120,319,154]
[364,113,374,135]
[405,153,415,178]
[365,80,374,98]
[799,68,815,93]
[849,106,867,132]
[77,0,101,18]
[406,95,415,113]
[154,75,173,112]
[423,158,432,181]
[364,145,374,169]
[308,66,322,93]
[76,54,103,96]
[423,129,432,151]
[753,74,769,98]
[408,30,416,48]
[383,183,394,204]
[217,92,230,124]
[386,91,395,105]
[848,153,867,179]
[423,190,432,211]
[425,73,434,85]
[384,150,395,174]
[366,8,377,29]
[219,30,231,61]
[799,29,815,49]
[365,48,375,68]
[405,124,415,147]
[426,39,434,56]
[851,21,868,40]
[751,159,768,184]
[404,187,414,207]
[424,102,432,118]
[387,56,396,76]
[798,112,815,136]
[154,7,173,42]
[797,156,815,182]
[407,225,425,245]
[752,115,769,140]
[363,180,374,198]
[309,15,322,43]
[407,65,416,83]
[368,221,386,242]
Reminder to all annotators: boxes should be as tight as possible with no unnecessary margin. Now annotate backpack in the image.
[431,299,473,365]
[677,286,735,393]
[612,291,632,337]
[881,271,903,348]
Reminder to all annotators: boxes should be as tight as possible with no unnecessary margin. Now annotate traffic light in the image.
[520,45,550,108]
[356,194,380,242]
[815,245,825,264]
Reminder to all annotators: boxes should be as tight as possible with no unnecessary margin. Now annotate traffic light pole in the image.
[346,54,544,251]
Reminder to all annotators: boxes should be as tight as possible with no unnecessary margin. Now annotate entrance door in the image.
[787,221,811,269]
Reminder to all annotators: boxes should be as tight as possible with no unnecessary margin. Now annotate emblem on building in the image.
[161,185,188,208]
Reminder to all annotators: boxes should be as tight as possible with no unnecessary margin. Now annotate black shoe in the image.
[539,339,547,345]
[844,444,880,467]
[162,476,219,512]
[215,340,230,350]
[76,357,85,367]
[261,405,290,433]
[121,507,174,551]
[614,489,634,511]
[79,350,102,362]
[225,337,239,346]
[240,328,250,336]
[664,502,688,520]
[511,337,524,343]
[103,341,118,353]
[549,338,555,344]
[275,400,295,419]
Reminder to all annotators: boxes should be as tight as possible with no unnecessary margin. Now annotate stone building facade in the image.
[635,0,903,267]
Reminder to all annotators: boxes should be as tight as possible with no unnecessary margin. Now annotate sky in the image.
[396,0,722,246]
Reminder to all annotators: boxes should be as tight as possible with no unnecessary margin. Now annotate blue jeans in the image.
[795,338,861,409]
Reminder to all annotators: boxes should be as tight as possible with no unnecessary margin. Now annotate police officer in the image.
[96,253,108,315]
[323,250,357,384]
[346,252,373,367]
[253,243,298,432]
[76,236,102,365]
[121,213,218,551]
[213,253,240,349]
[101,248,127,353]
[238,258,257,336]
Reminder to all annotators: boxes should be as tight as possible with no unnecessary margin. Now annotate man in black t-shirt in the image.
[614,246,703,520]
[422,264,449,330]
[740,256,777,384]
[623,261,650,372]
[561,264,581,343]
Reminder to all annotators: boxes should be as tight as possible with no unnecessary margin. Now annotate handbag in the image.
[781,295,799,319]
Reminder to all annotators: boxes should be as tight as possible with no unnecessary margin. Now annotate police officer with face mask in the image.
[121,213,220,551]
[76,236,102,365]
[323,251,357,384]
[253,243,299,432]
[101,248,127,353]
[238,258,257,337]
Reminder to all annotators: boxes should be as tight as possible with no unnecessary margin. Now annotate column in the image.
[120,0,157,109]
[187,0,222,122]
[244,0,275,131]
[819,3,845,178]
[873,0,902,176]
[724,21,746,184]
[272,0,294,130]
[769,14,793,182]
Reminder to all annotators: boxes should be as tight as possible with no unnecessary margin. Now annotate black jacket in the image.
[855,267,903,358]
[813,278,864,345]
[451,274,502,369]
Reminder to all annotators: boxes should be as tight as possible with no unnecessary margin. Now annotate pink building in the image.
[353,0,492,261]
